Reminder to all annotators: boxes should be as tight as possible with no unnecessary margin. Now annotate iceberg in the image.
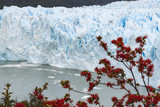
[0,0,160,86]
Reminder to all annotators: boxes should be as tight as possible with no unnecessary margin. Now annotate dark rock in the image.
[0,0,124,9]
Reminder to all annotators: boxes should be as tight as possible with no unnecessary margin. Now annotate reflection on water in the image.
[0,61,147,106]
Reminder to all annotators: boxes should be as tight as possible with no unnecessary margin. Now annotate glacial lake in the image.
[0,61,147,106]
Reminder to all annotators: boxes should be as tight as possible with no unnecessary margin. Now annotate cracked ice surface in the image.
[0,0,160,86]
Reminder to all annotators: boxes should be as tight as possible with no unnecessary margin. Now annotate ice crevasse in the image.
[0,0,160,86]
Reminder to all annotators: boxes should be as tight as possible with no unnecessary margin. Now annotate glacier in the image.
[0,0,160,86]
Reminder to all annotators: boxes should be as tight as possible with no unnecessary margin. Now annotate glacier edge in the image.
[0,0,160,86]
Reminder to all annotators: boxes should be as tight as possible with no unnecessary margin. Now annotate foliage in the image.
[0,35,160,107]
[60,35,160,107]
[1,83,15,107]
[28,82,48,106]
[0,83,73,107]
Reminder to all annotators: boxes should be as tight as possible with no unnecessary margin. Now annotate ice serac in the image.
[0,0,160,85]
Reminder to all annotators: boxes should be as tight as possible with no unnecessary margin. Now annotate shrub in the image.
[1,35,160,107]
[60,35,160,107]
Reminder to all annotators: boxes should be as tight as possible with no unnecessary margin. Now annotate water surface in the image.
[0,61,146,106]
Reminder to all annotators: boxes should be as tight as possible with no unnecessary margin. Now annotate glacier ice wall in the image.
[0,0,160,85]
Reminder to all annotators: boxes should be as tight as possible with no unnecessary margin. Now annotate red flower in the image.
[127,78,133,82]
[106,82,113,87]
[112,96,118,102]
[136,37,142,43]
[44,99,70,107]
[37,94,44,100]
[14,103,24,107]
[111,40,117,44]
[138,105,142,107]
[88,82,96,91]
[81,71,92,82]
[143,35,147,39]
[117,37,123,42]
[146,59,152,64]
[76,101,88,107]
[87,94,99,105]
[60,80,71,89]
[33,91,38,96]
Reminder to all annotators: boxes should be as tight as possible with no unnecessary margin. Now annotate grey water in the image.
[0,61,147,106]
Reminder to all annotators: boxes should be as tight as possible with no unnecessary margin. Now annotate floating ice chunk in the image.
[37,68,64,74]
[48,76,55,79]
[82,88,88,92]
[81,95,90,99]
[0,64,22,68]
[74,73,80,76]
[94,87,103,90]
